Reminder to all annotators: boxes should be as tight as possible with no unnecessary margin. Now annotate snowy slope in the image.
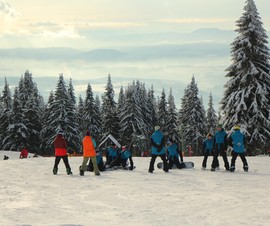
[0,151,270,226]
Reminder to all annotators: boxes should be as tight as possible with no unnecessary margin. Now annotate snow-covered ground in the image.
[0,151,269,226]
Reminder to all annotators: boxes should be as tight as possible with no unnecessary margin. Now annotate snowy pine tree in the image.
[101,74,119,139]
[83,83,102,143]
[179,76,206,155]
[221,0,270,154]
[157,89,168,131]
[206,93,218,134]
[0,78,12,149]
[166,88,180,144]
[2,87,29,151]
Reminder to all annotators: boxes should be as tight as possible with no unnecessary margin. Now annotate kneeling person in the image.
[109,146,134,170]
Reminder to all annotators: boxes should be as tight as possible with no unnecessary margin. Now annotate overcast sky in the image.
[1,0,270,102]
[1,0,269,49]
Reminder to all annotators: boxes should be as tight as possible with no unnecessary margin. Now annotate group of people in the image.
[53,130,134,176]
[202,124,249,172]
[52,123,249,175]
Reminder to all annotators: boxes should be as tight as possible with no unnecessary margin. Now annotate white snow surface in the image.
[1,151,270,226]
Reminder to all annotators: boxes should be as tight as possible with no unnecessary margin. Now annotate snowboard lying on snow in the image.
[157,161,194,169]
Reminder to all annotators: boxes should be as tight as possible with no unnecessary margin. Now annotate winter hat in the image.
[122,146,126,151]
[86,130,90,136]
[234,125,241,130]
[207,133,213,137]
[154,126,160,131]
[217,124,223,128]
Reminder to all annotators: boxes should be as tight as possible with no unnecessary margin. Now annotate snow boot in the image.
[210,168,215,171]
[230,166,235,172]
[53,167,58,175]
[243,165,249,172]
[66,168,73,175]
[79,165,84,176]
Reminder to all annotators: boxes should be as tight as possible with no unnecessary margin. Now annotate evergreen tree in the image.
[0,78,12,149]
[206,93,218,134]
[166,88,180,143]
[157,89,167,131]
[19,71,43,153]
[2,87,29,150]
[77,95,85,137]
[83,83,102,143]
[101,74,119,139]
[146,86,158,133]
[179,76,206,155]
[221,0,270,154]
[40,91,55,155]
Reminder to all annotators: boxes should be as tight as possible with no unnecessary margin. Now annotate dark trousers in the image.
[231,151,248,168]
[149,154,168,172]
[211,144,229,170]
[88,161,106,171]
[53,155,71,170]
[168,156,183,169]
[202,151,211,168]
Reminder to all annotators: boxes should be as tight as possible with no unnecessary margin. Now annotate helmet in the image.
[234,125,241,130]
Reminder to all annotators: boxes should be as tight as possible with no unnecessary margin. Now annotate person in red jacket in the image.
[19,147,28,159]
[53,132,72,175]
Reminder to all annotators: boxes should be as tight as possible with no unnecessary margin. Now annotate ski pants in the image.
[53,155,71,170]
[211,144,229,170]
[149,154,168,172]
[202,150,211,168]
[230,151,248,168]
[81,157,100,175]
[168,156,183,169]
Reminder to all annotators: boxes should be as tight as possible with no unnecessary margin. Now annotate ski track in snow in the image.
[0,151,270,226]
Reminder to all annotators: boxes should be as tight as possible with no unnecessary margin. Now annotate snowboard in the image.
[157,161,194,169]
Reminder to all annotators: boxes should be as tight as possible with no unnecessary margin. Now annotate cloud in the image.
[160,18,229,24]
[74,21,145,29]
[38,28,83,39]
[0,0,19,18]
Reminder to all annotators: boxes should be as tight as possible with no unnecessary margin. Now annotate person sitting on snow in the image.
[166,138,184,169]
[106,144,119,165]
[88,149,106,172]
[108,146,134,170]
[19,146,29,159]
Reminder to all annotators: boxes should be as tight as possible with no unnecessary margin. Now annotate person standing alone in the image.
[53,132,72,175]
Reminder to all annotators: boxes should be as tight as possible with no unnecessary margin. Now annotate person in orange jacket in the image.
[53,132,72,175]
[19,147,29,159]
[79,130,100,176]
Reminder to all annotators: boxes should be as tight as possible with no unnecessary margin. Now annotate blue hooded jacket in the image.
[120,149,132,160]
[167,143,179,158]
[203,138,214,153]
[151,130,165,155]
[231,130,245,153]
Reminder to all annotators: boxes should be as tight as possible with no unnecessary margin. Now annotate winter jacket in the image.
[96,153,103,165]
[54,135,67,156]
[231,130,245,153]
[20,148,28,158]
[167,144,179,158]
[107,147,118,158]
[82,136,97,157]
[203,138,214,153]
[214,129,228,150]
[151,130,165,155]
[120,149,132,160]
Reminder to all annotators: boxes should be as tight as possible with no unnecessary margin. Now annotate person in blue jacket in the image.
[108,146,134,170]
[88,150,106,171]
[167,138,184,169]
[106,144,119,165]
[211,124,230,171]
[228,125,249,172]
[202,133,214,169]
[148,126,169,173]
